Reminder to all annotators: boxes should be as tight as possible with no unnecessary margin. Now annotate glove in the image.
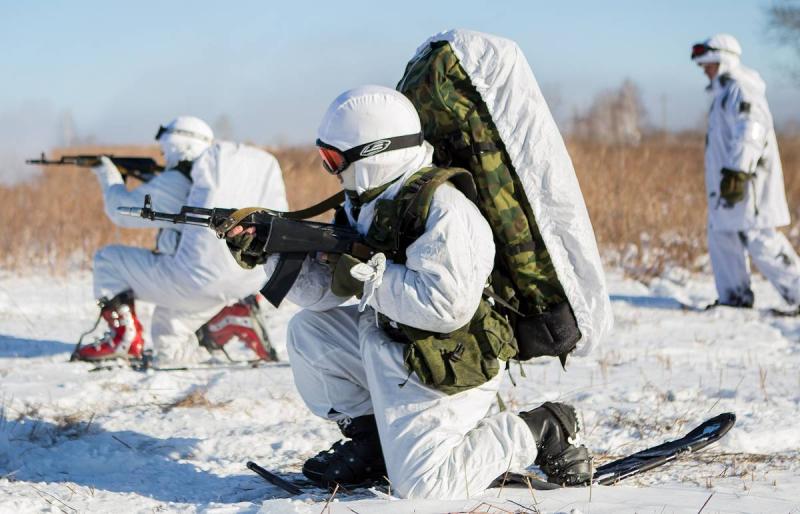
[719,168,751,208]
[331,254,365,298]
[225,230,268,269]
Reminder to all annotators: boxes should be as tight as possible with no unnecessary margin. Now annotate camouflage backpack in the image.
[397,37,584,363]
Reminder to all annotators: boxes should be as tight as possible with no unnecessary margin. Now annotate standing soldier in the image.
[692,34,800,313]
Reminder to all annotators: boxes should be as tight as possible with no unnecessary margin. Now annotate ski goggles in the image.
[316,132,424,175]
[154,125,212,142]
[691,43,717,60]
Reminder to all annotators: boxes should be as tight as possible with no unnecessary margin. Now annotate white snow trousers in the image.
[94,245,226,363]
[708,228,800,307]
[286,305,538,500]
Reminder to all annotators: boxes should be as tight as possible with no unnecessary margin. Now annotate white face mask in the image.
[159,134,211,168]
[338,167,356,191]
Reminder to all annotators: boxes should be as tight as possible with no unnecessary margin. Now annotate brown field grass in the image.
[1,137,798,278]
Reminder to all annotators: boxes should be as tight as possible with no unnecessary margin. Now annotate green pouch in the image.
[400,299,517,395]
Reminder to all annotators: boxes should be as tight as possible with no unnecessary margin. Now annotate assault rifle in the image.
[26,152,163,182]
[118,193,372,306]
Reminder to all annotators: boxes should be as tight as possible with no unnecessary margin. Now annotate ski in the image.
[495,412,736,490]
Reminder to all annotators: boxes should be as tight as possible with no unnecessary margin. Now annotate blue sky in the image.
[1,0,798,154]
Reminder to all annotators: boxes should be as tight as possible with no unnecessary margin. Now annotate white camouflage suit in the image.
[698,35,800,307]
[94,140,288,363]
[283,86,538,499]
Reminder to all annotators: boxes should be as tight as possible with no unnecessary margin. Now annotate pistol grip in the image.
[260,253,306,307]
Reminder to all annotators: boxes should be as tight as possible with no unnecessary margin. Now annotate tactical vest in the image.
[363,166,517,395]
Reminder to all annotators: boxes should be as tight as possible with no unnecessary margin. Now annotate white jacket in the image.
[94,165,192,254]
[171,142,288,302]
[96,141,288,306]
[705,61,790,231]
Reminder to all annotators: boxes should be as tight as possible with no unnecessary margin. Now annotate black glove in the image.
[331,254,364,298]
[720,168,751,208]
[226,231,268,270]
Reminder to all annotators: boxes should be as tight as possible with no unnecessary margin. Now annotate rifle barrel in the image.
[116,206,214,227]
[117,207,144,218]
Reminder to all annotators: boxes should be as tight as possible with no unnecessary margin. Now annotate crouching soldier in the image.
[227,86,593,498]
[230,29,612,498]
[75,116,287,364]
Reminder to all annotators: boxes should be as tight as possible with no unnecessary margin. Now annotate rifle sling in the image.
[214,191,346,236]
[280,191,345,220]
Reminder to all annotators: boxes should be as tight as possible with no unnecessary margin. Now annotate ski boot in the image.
[302,414,387,489]
[519,402,593,486]
[73,291,144,361]
[196,294,278,361]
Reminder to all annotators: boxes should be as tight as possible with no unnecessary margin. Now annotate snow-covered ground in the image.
[0,269,798,513]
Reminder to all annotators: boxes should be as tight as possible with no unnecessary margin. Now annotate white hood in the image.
[317,85,428,196]
[158,116,214,168]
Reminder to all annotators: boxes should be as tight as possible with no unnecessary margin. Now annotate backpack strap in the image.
[364,167,477,263]
[397,167,477,247]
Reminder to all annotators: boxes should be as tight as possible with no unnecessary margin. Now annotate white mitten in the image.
[92,156,123,189]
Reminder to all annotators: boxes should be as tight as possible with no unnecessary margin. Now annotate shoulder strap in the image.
[397,166,477,247]
[365,167,477,261]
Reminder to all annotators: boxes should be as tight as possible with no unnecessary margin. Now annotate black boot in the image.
[519,402,592,486]
[302,415,386,488]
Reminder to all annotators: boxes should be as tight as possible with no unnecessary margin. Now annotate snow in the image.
[0,269,798,513]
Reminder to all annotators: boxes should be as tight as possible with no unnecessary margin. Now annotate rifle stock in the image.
[119,195,373,306]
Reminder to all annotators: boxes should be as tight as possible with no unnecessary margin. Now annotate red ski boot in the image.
[74,291,145,361]
[196,294,278,361]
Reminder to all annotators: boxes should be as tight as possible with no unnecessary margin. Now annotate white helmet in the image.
[691,33,742,65]
[317,85,427,194]
[155,116,214,168]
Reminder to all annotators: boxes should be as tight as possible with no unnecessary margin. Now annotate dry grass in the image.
[1,136,798,277]
[162,388,230,412]
[571,133,800,278]
[0,145,339,273]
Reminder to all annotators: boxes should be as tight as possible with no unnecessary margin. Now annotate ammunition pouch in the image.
[381,299,517,395]
[514,302,581,360]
